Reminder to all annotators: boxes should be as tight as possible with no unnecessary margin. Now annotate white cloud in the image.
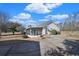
[24,3,62,14]
[25,22,38,27]
[9,12,38,27]
[38,14,68,22]
[27,19,38,23]
[13,13,31,20]
[24,20,39,27]
[54,21,62,24]
[24,3,50,14]
[9,12,37,25]
[44,3,62,9]
[9,18,38,27]
[46,14,69,20]
[38,19,49,21]
[9,18,25,24]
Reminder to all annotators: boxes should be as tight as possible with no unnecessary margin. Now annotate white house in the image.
[25,23,60,36]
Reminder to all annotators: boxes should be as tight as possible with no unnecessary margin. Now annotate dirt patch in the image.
[61,31,79,39]
[0,35,23,41]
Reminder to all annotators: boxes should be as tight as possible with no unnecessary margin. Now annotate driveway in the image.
[0,40,41,56]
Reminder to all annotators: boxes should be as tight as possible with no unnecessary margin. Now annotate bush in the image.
[49,29,57,35]
[21,31,29,38]
[49,29,60,35]
[40,35,43,37]
[21,31,26,35]
[57,31,61,34]
[22,35,29,38]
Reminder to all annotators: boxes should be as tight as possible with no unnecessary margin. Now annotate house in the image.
[25,23,60,36]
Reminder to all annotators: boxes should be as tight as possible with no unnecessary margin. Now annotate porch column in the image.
[30,28,31,35]
[29,25,32,35]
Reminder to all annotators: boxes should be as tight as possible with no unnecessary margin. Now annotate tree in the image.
[7,22,23,35]
[0,12,10,38]
[62,12,79,31]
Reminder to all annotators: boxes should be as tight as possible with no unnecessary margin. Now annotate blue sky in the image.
[0,3,79,26]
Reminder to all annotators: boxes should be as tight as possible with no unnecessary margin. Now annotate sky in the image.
[0,3,79,27]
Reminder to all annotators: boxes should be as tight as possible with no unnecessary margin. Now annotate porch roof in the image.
[26,26,43,30]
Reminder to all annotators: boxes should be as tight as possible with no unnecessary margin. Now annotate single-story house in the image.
[25,23,60,36]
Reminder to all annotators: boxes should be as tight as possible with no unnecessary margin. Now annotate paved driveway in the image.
[0,40,41,56]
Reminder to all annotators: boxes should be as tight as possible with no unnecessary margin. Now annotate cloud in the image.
[46,14,69,20]
[21,19,39,27]
[38,19,49,21]
[9,12,38,27]
[38,14,68,22]
[13,13,31,20]
[9,18,25,24]
[9,18,38,27]
[9,12,34,24]
[25,20,37,24]
[25,22,39,28]
[24,3,62,14]
[44,3,62,9]
[24,3,50,14]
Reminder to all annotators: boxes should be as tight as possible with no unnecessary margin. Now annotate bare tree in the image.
[7,22,23,35]
[0,12,10,38]
[62,12,79,31]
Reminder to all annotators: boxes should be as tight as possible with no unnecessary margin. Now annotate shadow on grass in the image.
[44,39,79,56]
[63,39,79,55]
[0,40,40,56]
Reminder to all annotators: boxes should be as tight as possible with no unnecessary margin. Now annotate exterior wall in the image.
[47,23,60,31]
[26,23,60,36]
[26,28,42,35]
[42,27,48,35]
[42,28,46,35]
[41,23,60,35]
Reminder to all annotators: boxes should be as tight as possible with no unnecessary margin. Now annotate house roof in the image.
[26,26,43,30]
[26,22,58,29]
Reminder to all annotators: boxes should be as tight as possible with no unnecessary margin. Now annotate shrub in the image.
[21,31,26,35]
[22,35,29,38]
[57,31,61,34]
[49,29,61,35]
[49,29,57,35]
[40,35,43,37]
[21,31,29,38]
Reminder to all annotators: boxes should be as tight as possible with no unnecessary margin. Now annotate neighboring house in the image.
[25,23,60,36]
